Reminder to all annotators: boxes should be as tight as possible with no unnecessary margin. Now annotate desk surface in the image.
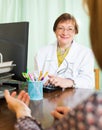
[0,88,94,130]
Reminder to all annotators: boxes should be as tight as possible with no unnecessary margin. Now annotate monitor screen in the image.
[0,22,29,81]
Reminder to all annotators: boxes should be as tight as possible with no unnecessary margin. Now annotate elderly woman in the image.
[34,13,94,89]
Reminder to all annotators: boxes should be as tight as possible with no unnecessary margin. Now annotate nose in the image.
[62,29,68,34]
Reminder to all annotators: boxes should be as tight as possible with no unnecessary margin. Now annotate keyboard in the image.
[43,84,61,92]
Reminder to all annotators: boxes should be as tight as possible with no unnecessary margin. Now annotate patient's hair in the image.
[84,0,102,69]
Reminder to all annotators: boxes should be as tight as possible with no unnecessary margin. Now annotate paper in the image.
[0,61,13,68]
[0,61,16,73]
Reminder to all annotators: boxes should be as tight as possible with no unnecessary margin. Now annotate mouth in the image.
[60,35,69,40]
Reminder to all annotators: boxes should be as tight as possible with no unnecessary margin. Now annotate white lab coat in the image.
[34,40,95,89]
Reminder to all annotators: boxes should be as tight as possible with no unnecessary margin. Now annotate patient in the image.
[4,0,102,129]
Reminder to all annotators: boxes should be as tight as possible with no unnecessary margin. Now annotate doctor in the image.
[34,13,94,89]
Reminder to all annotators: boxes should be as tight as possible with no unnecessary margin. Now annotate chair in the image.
[94,68,100,90]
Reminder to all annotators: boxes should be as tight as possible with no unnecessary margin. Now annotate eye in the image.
[58,27,64,30]
[68,28,74,31]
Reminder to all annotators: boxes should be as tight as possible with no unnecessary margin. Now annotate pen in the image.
[28,73,34,81]
[41,71,48,81]
[22,72,30,81]
[38,71,43,81]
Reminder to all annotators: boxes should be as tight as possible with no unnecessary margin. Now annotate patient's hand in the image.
[51,106,71,119]
[11,90,30,106]
[4,90,31,119]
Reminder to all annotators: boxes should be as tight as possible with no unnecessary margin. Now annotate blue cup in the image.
[28,81,43,100]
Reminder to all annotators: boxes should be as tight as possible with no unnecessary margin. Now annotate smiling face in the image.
[55,20,76,48]
[53,13,78,48]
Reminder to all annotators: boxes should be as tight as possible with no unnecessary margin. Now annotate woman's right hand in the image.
[4,90,31,119]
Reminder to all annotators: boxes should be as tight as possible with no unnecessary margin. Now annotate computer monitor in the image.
[0,22,29,81]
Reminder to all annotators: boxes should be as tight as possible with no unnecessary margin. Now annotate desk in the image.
[0,88,94,130]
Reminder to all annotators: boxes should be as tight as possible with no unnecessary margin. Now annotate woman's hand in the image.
[45,74,74,88]
[4,90,31,119]
[51,106,71,119]
[11,90,30,106]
